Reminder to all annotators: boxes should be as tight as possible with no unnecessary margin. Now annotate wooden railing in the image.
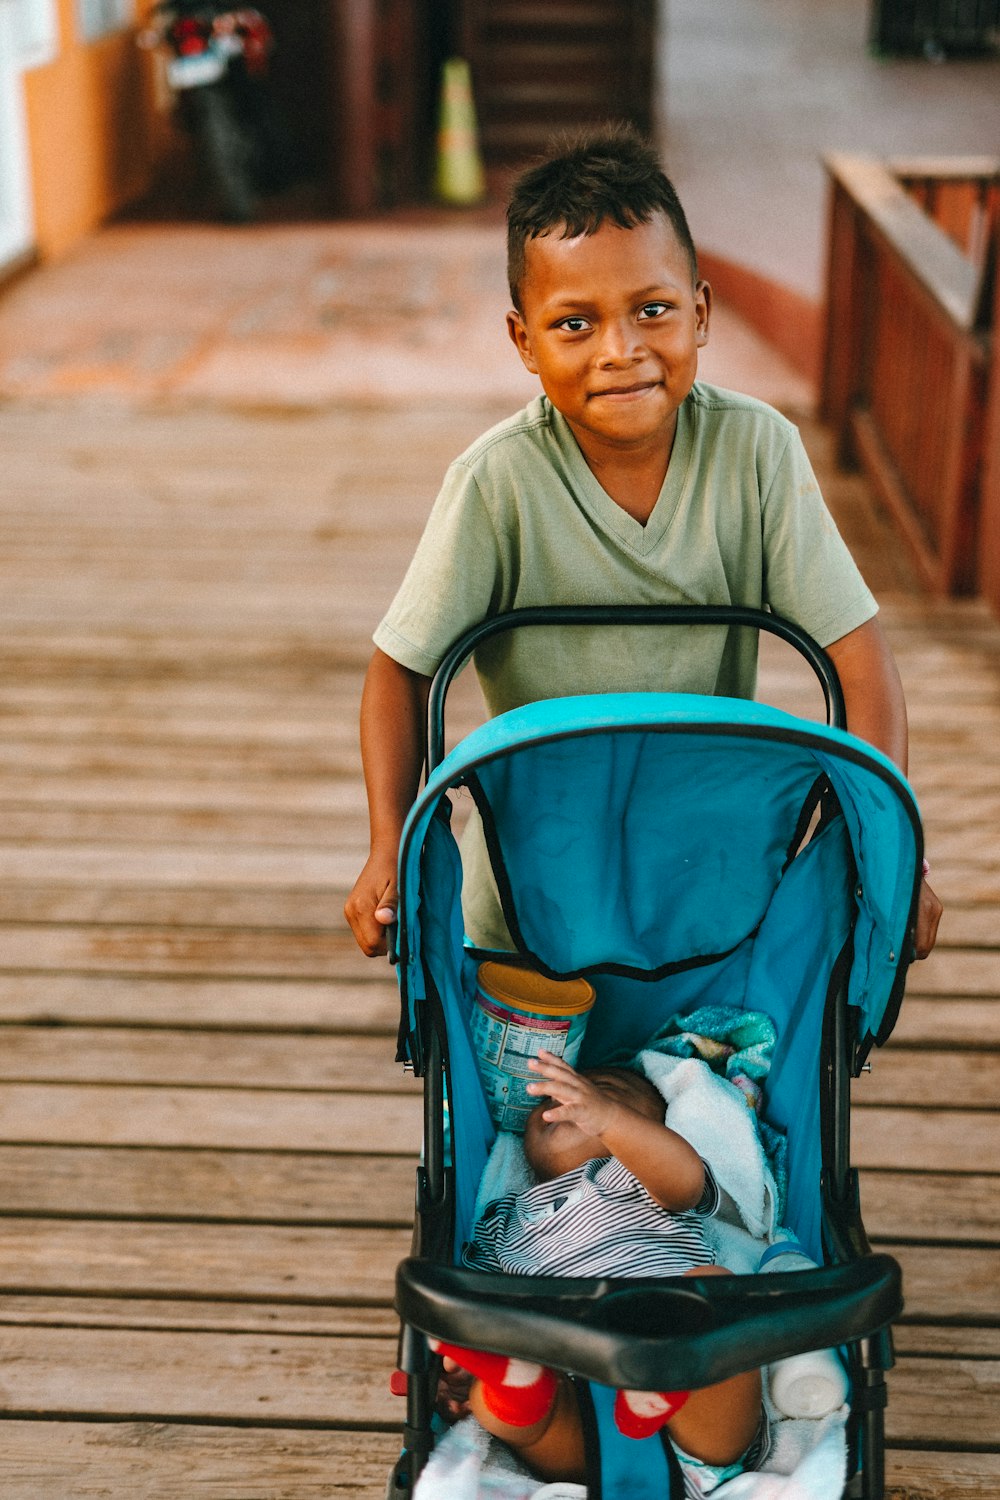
[821,154,1000,612]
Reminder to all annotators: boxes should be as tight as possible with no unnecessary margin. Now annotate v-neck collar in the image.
[547,395,695,557]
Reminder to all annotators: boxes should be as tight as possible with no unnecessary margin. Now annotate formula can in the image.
[471,962,595,1131]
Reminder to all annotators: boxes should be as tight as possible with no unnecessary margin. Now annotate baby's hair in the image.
[506,122,698,311]
[584,1064,663,1109]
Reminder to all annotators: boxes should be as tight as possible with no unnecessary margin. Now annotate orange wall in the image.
[22,0,166,260]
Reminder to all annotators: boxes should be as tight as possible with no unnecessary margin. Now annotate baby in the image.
[433,1050,767,1488]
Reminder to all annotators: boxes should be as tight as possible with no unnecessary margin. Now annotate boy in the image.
[345,125,941,958]
[431,1049,766,1488]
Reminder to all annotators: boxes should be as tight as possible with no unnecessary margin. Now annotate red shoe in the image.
[428,1339,558,1426]
[614,1387,691,1439]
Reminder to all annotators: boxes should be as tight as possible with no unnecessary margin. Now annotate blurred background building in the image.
[0,0,658,267]
[4,0,998,266]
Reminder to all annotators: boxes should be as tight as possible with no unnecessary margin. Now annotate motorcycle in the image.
[140,0,294,222]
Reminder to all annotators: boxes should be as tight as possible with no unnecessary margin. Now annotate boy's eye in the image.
[556,316,591,333]
[638,302,670,320]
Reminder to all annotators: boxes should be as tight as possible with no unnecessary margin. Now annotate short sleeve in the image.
[373,463,504,676]
[761,431,878,648]
[696,1159,721,1217]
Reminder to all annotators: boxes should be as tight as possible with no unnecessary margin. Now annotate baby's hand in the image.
[526,1050,617,1139]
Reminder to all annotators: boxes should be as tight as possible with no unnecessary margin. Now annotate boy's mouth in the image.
[588,380,660,401]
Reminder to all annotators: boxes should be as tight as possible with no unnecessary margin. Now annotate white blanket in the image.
[413,1405,847,1500]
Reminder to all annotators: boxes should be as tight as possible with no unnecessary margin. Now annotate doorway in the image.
[0,0,38,272]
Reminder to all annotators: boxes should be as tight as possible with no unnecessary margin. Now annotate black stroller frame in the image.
[388,606,920,1500]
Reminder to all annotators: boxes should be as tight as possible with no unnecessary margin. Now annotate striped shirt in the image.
[463,1157,720,1279]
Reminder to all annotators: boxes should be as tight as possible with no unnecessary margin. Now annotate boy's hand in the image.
[344,849,398,958]
[526,1051,618,1140]
[916,876,942,960]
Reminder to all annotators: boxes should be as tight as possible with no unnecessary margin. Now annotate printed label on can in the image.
[470,990,589,1132]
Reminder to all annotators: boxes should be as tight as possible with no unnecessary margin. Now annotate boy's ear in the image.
[507,310,539,374]
[695,280,712,347]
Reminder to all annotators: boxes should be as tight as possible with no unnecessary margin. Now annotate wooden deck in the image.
[0,396,998,1499]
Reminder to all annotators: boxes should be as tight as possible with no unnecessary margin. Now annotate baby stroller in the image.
[388,606,921,1500]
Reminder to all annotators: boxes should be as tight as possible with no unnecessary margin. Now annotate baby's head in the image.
[505,123,698,315]
[523,1065,664,1182]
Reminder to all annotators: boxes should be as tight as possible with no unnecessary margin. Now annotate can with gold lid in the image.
[471,962,595,1131]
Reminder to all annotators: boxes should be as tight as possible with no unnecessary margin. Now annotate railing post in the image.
[978,232,1000,614]
[937,343,980,596]
[822,171,869,468]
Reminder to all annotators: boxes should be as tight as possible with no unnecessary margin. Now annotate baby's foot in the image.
[427,1339,557,1425]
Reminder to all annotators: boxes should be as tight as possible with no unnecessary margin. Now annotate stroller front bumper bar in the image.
[396,1253,902,1394]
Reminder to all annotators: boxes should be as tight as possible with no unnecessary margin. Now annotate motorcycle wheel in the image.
[185,83,258,224]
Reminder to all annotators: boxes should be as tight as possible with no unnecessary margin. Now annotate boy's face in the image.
[507,214,710,468]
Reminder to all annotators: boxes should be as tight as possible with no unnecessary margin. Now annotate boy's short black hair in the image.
[506,123,698,311]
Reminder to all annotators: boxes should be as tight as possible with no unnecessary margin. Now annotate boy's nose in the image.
[597,320,643,365]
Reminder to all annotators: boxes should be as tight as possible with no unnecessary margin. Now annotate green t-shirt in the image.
[375,382,878,946]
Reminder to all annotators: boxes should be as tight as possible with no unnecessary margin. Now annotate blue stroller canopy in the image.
[398,692,922,1057]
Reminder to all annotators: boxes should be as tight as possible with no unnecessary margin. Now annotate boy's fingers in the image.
[374,878,398,927]
[914,879,942,959]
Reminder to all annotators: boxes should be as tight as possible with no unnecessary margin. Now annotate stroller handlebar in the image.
[426,606,846,772]
[396,1252,902,1392]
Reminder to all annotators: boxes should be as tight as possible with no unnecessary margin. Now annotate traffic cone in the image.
[434,57,486,206]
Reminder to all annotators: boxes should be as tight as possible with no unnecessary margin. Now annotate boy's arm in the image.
[527,1053,706,1211]
[345,649,431,957]
[825,616,942,958]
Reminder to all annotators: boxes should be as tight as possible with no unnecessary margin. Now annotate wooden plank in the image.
[916,908,1000,946]
[0,926,354,978]
[0,975,401,1031]
[0,1295,400,1336]
[853,1108,1000,1173]
[0,741,363,778]
[0,806,370,849]
[890,999,1000,1051]
[0,1220,409,1301]
[0,1146,415,1223]
[0,774,363,811]
[856,1049,1000,1107]
[903,950,1000,998]
[0,1325,400,1424]
[0,884,351,927]
[895,1325,1000,1358]
[0,1030,421,1093]
[889,156,1000,183]
[860,1171,1000,1243]
[886,1450,1000,1500]
[0,1085,422,1151]
[0,1421,400,1499]
[876,1245,1000,1322]
[888,1355,1000,1446]
[0,848,362,889]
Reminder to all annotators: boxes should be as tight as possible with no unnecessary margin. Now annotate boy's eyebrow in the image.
[543,281,686,311]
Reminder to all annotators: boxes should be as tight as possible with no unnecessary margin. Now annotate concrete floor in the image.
[660,0,1000,298]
